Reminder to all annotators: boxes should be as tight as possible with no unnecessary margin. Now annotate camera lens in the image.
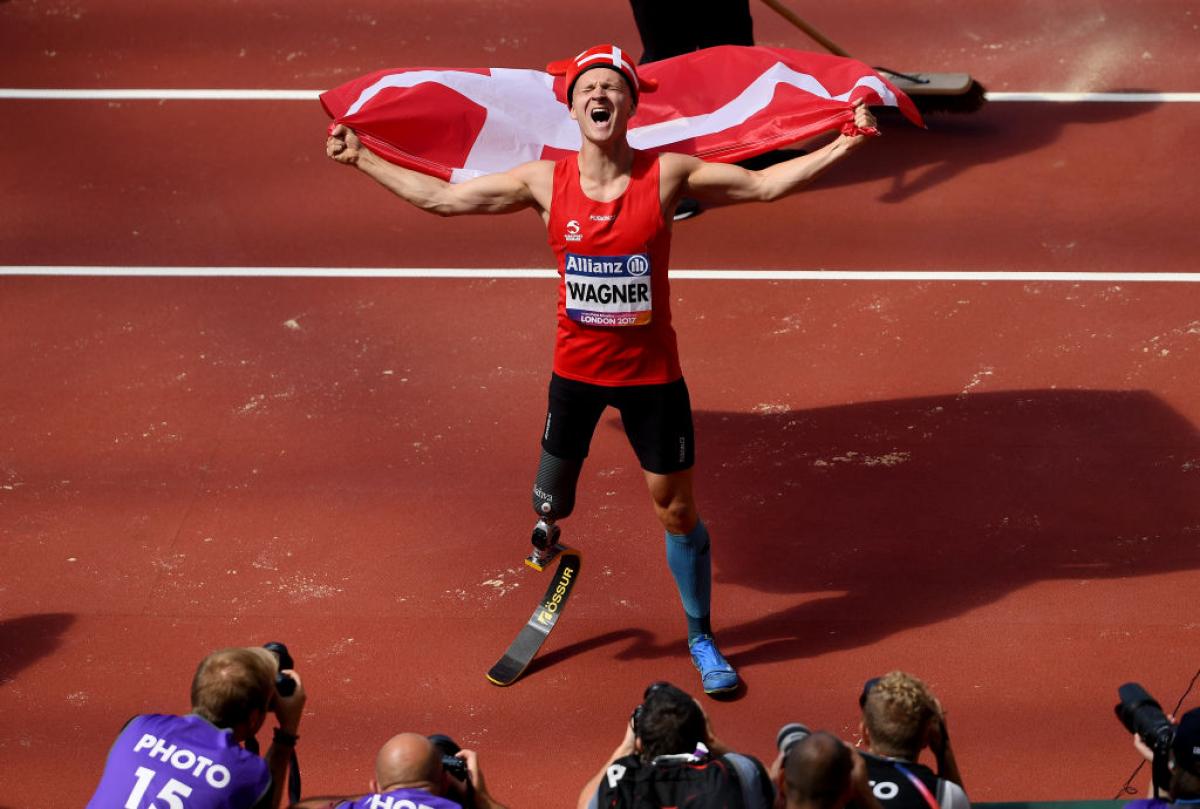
[263,642,297,697]
[1115,683,1175,755]
[777,723,811,755]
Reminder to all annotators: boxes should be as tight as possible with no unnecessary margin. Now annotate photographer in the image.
[289,733,508,809]
[857,672,969,809]
[1127,708,1200,808]
[769,729,885,809]
[576,681,773,809]
[86,646,306,809]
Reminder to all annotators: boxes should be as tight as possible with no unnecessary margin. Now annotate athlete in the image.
[326,44,877,694]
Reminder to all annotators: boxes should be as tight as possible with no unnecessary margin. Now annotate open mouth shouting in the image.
[588,106,613,129]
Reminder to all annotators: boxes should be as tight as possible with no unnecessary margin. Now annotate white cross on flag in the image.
[320,45,924,183]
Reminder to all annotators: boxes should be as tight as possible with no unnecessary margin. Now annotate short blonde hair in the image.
[862,671,937,759]
[190,648,275,729]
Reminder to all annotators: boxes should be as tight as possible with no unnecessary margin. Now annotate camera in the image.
[1115,682,1175,756]
[777,723,812,758]
[1115,682,1175,794]
[429,734,470,782]
[442,755,469,782]
[263,641,298,697]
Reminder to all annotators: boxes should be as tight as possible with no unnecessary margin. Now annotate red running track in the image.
[2,2,1199,808]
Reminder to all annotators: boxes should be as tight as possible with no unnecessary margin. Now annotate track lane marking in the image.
[3,266,1199,282]
[2,89,1199,102]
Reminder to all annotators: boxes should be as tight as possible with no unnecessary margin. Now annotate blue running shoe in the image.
[689,635,739,694]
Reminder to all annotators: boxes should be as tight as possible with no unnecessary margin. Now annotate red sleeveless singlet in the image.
[546,150,681,386]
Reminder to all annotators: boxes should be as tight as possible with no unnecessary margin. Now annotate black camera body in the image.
[429,734,470,782]
[263,641,297,697]
[1115,683,1174,754]
[1115,682,1174,793]
[441,754,469,781]
[428,734,480,809]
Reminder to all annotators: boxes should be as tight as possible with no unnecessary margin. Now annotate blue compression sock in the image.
[665,519,713,642]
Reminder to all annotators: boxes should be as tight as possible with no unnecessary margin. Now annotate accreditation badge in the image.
[563,253,652,327]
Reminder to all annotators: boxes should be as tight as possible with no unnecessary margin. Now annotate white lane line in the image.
[0,89,323,100]
[3,266,1199,282]
[1,89,1199,103]
[986,91,1200,103]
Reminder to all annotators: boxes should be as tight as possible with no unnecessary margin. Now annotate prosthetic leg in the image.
[485,450,585,685]
[527,514,562,571]
[526,449,582,570]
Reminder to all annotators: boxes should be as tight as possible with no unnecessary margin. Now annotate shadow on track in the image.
[525,627,654,678]
[0,613,75,685]
[819,97,1161,202]
[609,389,1199,667]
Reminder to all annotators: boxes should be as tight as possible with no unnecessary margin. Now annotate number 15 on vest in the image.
[486,548,582,686]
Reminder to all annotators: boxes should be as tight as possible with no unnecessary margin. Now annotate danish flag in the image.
[320,45,923,183]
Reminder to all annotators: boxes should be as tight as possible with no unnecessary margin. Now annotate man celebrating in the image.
[86,646,306,809]
[327,44,876,694]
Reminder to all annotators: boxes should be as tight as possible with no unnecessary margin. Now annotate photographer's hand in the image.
[274,669,306,734]
[767,749,785,784]
[619,718,637,757]
[1132,732,1155,763]
[266,669,306,809]
[458,749,509,809]
[1132,732,1163,799]
[926,700,964,789]
[695,698,731,757]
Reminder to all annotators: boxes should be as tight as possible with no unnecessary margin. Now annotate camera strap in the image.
[1151,749,1171,799]
[245,738,302,804]
[288,750,301,804]
[893,762,941,809]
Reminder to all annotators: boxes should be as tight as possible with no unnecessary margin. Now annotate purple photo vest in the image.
[338,787,465,809]
[87,714,271,808]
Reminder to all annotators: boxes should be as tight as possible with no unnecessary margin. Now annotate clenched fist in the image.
[326,124,363,165]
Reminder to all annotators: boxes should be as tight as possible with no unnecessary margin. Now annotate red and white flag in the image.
[320,45,923,183]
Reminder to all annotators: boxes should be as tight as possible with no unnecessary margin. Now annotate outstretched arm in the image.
[326,124,550,217]
[664,100,877,206]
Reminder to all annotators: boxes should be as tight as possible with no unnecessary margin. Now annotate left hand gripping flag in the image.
[320,45,923,183]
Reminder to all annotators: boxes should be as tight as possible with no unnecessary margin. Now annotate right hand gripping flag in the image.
[320,45,924,183]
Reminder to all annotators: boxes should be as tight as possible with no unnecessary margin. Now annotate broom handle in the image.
[756,0,852,58]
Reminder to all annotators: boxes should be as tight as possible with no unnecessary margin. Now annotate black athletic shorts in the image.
[541,373,695,474]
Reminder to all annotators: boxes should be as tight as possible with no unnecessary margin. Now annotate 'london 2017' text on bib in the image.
[564,253,653,327]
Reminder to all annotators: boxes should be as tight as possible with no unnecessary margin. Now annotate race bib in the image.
[564,253,652,327]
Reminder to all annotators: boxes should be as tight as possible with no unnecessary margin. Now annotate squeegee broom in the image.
[758,0,986,113]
